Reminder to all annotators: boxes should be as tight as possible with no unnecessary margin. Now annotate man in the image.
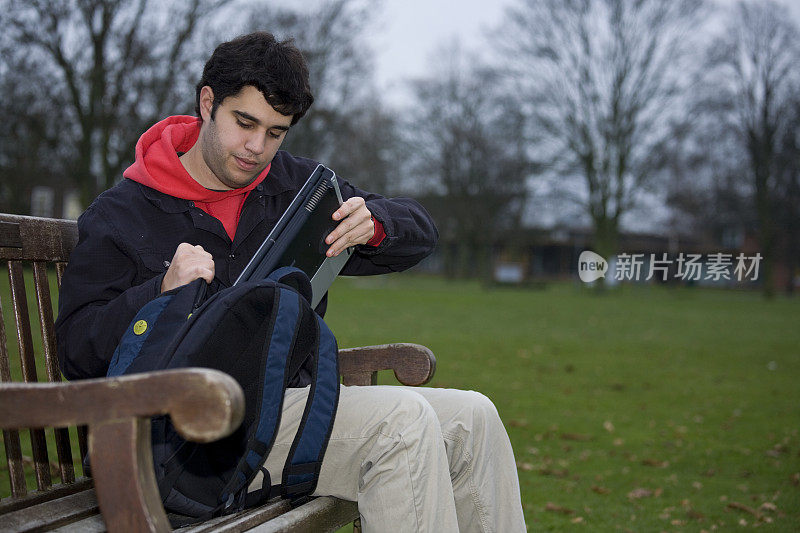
[56,32,525,532]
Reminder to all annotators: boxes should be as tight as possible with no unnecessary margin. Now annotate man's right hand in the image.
[161,243,215,293]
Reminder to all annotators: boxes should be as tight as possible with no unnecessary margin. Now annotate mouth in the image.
[234,156,259,171]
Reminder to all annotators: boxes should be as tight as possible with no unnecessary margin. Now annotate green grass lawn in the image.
[325,275,800,531]
[2,272,798,531]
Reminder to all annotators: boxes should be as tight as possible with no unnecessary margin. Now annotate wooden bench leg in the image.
[89,417,171,532]
[353,517,362,532]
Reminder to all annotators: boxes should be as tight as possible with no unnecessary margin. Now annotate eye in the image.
[236,119,253,129]
[268,129,284,139]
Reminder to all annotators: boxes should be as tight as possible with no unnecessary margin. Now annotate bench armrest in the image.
[338,343,436,386]
[0,368,245,533]
[0,368,245,442]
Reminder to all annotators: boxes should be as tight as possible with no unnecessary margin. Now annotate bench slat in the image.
[246,496,359,533]
[53,259,91,468]
[1,428,27,498]
[177,499,290,533]
[33,261,76,484]
[51,514,106,533]
[8,260,53,492]
[0,486,98,531]
[0,289,29,498]
[0,478,92,515]
[0,214,78,262]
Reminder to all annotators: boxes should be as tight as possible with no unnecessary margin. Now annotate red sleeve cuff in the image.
[366,218,386,247]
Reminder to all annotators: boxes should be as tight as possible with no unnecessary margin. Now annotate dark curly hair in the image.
[195,32,314,125]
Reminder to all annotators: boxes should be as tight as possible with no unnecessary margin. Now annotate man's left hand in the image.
[326,196,375,257]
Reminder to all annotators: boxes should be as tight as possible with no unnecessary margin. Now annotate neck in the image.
[179,144,230,190]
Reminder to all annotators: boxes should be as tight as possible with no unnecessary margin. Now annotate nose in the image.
[244,132,266,156]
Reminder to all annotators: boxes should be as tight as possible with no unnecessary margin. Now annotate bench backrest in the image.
[0,213,83,501]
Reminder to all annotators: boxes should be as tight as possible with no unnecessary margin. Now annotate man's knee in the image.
[387,389,440,436]
[450,390,503,433]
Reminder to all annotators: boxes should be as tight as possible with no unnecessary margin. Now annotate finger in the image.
[333,197,365,221]
[174,242,194,258]
[326,235,350,257]
[198,266,215,284]
[326,217,356,245]
[192,245,214,261]
[327,206,373,245]
[327,225,373,257]
[181,264,214,285]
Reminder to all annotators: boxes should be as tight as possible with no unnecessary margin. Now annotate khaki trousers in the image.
[249,385,526,533]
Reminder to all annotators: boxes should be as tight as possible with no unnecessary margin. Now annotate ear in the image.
[199,86,215,122]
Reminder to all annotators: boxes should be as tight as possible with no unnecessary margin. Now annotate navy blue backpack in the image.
[107,267,339,521]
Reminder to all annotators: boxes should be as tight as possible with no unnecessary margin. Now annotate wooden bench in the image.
[0,213,436,532]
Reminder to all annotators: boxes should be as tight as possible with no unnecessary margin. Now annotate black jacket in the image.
[55,151,437,380]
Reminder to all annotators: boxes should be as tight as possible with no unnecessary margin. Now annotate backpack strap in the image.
[219,284,339,512]
[267,266,313,305]
[218,285,306,513]
[280,312,339,504]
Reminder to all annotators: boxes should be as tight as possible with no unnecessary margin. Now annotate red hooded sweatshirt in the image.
[123,115,269,241]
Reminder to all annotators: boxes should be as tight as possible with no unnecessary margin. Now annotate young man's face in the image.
[197,85,293,190]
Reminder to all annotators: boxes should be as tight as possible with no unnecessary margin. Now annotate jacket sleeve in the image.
[337,178,439,275]
[55,205,164,380]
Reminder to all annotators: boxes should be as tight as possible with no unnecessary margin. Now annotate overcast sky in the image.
[367,0,510,105]
[360,0,800,231]
[367,0,800,107]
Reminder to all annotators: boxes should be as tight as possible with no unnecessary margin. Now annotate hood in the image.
[122,115,269,201]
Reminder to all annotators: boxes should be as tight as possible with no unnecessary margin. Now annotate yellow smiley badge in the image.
[133,320,148,335]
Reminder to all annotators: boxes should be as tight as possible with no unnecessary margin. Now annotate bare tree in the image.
[243,1,382,164]
[0,40,74,214]
[701,0,800,296]
[1,0,230,208]
[494,0,703,262]
[657,110,755,247]
[774,94,800,294]
[409,46,530,278]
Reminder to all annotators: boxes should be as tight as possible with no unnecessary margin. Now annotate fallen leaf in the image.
[641,458,669,468]
[603,420,615,432]
[591,485,611,495]
[571,516,585,523]
[516,461,534,471]
[727,501,762,520]
[758,502,777,513]
[545,502,575,515]
[687,508,705,521]
[509,419,528,427]
[628,488,654,499]
[539,467,569,478]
